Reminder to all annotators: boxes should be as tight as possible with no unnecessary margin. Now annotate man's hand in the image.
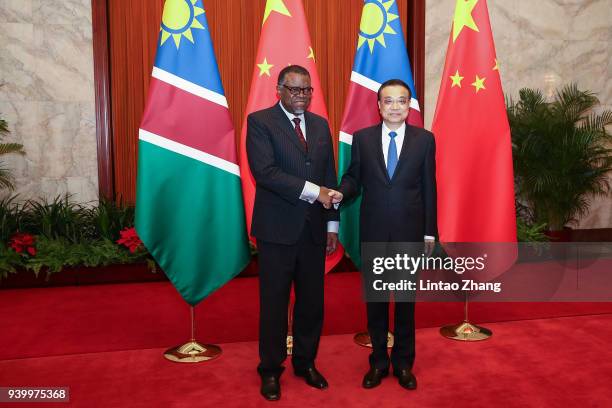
[326,232,338,255]
[424,239,435,256]
[318,187,333,209]
[328,189,343,204]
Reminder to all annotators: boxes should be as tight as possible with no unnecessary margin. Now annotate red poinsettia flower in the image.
[117,227,143,253]
[9,232,37,256]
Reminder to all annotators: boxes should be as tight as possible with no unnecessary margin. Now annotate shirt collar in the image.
[382,122,406,138]
[278,101,305,123]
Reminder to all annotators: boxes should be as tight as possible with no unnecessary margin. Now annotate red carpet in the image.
[2,272,612,360]
[1,315,611,407]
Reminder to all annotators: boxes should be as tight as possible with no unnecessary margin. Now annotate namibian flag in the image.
[338,0,422,268]
[136,0,250,306]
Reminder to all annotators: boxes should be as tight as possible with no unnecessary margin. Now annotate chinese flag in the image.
[239,0,343,272]
[432,0,517,278]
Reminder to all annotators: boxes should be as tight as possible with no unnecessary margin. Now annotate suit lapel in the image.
[373,123,391,183]
[273,104,307,155]
[304,111,317,159]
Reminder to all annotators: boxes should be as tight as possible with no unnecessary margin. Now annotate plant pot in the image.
[0,267,80,289]
[0,263,165,289]
[545,227,573,242]
[75,263,165,285]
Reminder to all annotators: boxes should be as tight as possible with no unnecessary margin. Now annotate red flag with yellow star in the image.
[432,0,516,277]
[239,0,343,271]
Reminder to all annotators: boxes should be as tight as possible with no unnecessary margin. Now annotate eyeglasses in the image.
[381,97,409,107]
[281,85,314,96]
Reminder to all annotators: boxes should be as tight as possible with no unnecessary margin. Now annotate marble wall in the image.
[425,0,612,229]
[0,0,98,204]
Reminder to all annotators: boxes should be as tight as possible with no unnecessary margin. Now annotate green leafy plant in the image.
[0,114,25,190]
[26,237,151,276]
[85,197,135,241]
[516,218,547,242]
[0,196,155,280]
[23,196,89,243]
[0,195,27,242]
[508,84,612,231]
[514,195,548,242]
[0,244,24,279]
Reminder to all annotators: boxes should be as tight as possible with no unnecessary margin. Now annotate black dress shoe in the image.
[394,368,417,390]
[260,375,281,401]
[362,367,389,389]
[295,367,328,389]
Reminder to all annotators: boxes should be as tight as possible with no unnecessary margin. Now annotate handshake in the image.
[318,187,343,209]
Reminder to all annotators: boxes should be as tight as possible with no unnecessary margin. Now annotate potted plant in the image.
[0,195,158,286]
[507,84,612,241]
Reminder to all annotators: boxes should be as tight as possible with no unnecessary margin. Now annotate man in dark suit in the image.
[246,65,341,401]
[336,79,437,391]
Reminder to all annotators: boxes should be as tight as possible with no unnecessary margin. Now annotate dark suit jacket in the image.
[339,123,438,242]
[247,103,339,245]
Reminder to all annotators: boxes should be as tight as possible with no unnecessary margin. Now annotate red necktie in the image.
[292,117,308,152]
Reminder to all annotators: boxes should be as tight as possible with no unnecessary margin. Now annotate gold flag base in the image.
[353,331,394,348]
[287,335,293,355]
[164,340,222,363]
[439,321,492,341]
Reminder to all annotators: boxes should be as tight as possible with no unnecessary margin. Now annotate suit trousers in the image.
[257,222,325,377]
[367,300,416,372]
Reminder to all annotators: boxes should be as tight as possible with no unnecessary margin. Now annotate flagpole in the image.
[287,291,295,355]
[439,292,492,341]
[164,305,222,362]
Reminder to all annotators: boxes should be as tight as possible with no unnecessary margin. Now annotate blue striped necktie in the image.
[387,131,398,178]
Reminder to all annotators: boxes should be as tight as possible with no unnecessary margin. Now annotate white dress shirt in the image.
[382,122,406,166]
[278,102,339,233]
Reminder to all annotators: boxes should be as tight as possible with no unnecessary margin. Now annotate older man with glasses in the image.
[246,64,342,401]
